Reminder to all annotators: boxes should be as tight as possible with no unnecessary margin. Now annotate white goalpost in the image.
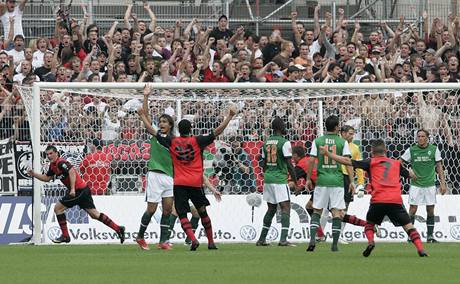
[18,82,460,244]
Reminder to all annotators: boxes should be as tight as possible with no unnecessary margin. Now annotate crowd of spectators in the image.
[0,1,460,193]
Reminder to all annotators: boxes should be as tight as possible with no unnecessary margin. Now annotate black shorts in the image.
[174,185,210,215]
[366,203,411,226]
[59,187,95,210]
[343,174,353,204]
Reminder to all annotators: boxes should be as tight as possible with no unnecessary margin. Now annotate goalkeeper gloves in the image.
[356,184,365,198]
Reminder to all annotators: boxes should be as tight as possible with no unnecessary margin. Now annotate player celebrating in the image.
[157,104,237,251]
[256,117,297,247]
[305,115,354,252]
[401,129,447,243]
[135,85,175,250]
[28,146,125,244]
[321,139,428,257]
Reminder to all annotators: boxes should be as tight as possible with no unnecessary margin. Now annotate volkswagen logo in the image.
[47,226,62,240]
[266,227,279,241]
[450,225,460,240]
[240,225,257,241]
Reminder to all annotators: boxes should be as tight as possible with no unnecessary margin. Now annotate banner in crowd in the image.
[41,195,460,244]
[0,196,32,243]
[0,139,17,195]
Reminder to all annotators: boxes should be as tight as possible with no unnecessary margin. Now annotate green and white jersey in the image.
[401,144,441,187]
[310,134,350,187]
[262,135,292,184]
[148,134,173,177]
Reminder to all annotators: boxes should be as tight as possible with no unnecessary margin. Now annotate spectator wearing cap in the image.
[6,34,25,66]
[0,0,27,38]
[284,65,303,82]
[301,65,315,83]
[424,48,439,70]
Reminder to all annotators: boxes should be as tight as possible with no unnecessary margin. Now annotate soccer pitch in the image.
[0,243,458,284]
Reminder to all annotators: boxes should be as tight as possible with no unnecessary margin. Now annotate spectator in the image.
[0,0,27,38]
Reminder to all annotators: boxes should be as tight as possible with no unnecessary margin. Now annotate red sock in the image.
[200,215,214,244]
[56,213,69,238]
[408,228,424,252]
[343,214,367,227]
[364,223,375,244]
[180,217,197,242]
[98,213,120,232]
[317,226,324,238]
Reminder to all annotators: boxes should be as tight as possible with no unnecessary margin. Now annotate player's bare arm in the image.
[435,161,447,195]
[137,106,157,136]
[213,104,238,137]
[27,170,53,182]
[203,174,221,202]
[305,156,315,190]
[68,167,78,197]
[286,157,299,195]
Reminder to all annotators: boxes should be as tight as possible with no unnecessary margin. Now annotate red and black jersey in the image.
[295,156,318,184]
[157,132,215,188]
[46,157,87,191]
[352,157,409,204]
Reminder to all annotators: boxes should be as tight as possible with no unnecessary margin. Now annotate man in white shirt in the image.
[0,0,28,38]
[6,34,25,66]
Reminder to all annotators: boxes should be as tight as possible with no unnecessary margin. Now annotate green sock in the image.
[427,215,435,239]
[169,214,178,238]
[331,217,342,251]
[410,214,415,225]
[159,214,170,243]
[258,209,276,242]
[309,213,320,246]
[280,212,290,242]
[138,211,153,239]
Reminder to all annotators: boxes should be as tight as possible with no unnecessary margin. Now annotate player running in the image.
[256,117,298,247]
[28,146,125,244]
[321,139,428,257]
[157,104,237,251]
[135,84,175,250]
[305,115,354,252]
[401,129,447,243]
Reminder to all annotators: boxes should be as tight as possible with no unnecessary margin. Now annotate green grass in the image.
[0,243,458,284]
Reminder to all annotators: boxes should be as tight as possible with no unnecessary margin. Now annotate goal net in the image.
[17,82,460,244]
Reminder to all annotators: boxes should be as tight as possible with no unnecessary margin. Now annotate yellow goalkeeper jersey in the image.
[341,142,364,185]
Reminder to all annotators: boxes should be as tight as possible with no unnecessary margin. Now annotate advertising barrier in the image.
[0,196,32,243]
[39,195,460,244]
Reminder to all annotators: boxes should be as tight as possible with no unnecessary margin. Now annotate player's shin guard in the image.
[199,211,214,245]
[56,213,69,238]
[309,213,320,245]
[364,223,375,244]
[407,228,424,252]
[159,214,170,243]
[343,214,367,226]
[138,211,153,239]
[331,217,341,250]
[259,208,276,242]
[280,212,290,242]
[179,215,197,243]
[98,212,120,232]
[426,215,435,239]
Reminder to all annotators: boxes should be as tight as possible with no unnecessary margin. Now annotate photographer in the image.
[213,136,255,194]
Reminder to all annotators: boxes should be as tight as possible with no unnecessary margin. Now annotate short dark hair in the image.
[271,116,286,135]
[340,125,354,133]
[292,145,306,158]
[417,129,429,137]
[370,139,386,155]
[45,145,58,154]
[159,114,174,133]
[218,15,228,21]
[325,115,340,132]
[178,119,192,136]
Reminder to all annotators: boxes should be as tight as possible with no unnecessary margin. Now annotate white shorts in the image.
[263,184,290,204]
[145,171,173,203]
[313,186,345,210]
[409,185,437,206]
